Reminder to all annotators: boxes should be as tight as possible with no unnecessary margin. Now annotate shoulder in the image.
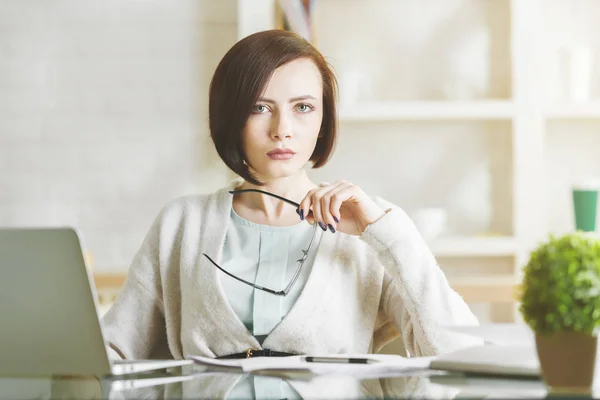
[151,193,213,227]
[151,179,239,230]
[159,193,214,216]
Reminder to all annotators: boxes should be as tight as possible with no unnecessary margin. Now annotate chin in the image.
[251,157,310,181]
[260,166,303,180]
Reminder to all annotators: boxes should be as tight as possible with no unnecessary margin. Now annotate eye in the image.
[252,104,269,114]
[295,103,314,113]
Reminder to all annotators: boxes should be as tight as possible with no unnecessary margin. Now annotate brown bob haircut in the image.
[209,29,338,186]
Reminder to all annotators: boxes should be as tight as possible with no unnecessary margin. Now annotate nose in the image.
[270,110,292,141]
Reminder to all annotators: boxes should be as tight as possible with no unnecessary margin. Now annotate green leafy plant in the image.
[519,232,600,336]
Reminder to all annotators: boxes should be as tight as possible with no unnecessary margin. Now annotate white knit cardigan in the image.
[101,180,481,360]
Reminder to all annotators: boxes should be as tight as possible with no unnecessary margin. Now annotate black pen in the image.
[304,356,377,364]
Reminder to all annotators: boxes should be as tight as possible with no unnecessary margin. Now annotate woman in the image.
[102,30,480,362]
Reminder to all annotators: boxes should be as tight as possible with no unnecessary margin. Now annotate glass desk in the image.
[0,364,561,399]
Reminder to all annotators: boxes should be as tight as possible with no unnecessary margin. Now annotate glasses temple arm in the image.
[202,253,282,296]
[229,189,301,209]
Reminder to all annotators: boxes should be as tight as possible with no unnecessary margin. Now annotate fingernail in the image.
[300,209,305,220]
[328,224,336,233]
[333,216,340,223]
[318,222,327,231]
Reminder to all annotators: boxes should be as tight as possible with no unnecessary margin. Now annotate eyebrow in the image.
[257,95,317,104]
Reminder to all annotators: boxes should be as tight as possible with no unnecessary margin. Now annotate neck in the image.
[234,171,317,221]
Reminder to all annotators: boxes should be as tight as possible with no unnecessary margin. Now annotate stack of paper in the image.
[430,323,541,378]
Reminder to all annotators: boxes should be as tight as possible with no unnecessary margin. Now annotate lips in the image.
[267,148,295,156]
[267,148,295,160]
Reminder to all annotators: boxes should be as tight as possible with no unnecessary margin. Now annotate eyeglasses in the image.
[202,189,318,297]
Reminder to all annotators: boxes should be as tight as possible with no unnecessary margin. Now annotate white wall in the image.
[0,1,237,271]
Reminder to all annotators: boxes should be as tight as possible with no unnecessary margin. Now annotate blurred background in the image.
[2,0,600,332]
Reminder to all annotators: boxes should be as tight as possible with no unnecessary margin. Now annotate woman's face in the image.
[241,57,324,182]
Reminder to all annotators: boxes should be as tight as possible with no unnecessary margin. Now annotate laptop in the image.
[0,227,192,376]
[0,366,197,398]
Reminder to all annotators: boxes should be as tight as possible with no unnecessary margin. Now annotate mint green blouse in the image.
[219,208,319,342]
[218,208,321,400]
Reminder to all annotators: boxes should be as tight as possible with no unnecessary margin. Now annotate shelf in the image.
[545,103,600,119]
[449,275,519,303]
[428,236,517,257]
[338,101,515,121]
[94,273,127,290]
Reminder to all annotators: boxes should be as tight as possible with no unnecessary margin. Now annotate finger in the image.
[311,186,328,231]
[298,186,321,222]
[327,181,355,224]
[298,183,342,228]
[304,212,314,223]
[307,184,340,231]
[319,181,348,231]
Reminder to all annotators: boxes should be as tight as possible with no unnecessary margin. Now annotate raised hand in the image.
[297,180,387,236]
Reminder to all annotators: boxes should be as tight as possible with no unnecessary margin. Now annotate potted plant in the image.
[519,232,600,391]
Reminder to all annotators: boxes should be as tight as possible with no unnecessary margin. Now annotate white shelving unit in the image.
[339,101,515,121]
[545,102,600,119]
[449,275,517,302]
[237,0,600,321]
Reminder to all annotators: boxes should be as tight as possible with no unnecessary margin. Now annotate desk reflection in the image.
[0,370,552,400]
[112,374,460,399]
[0,371,483,399]
[30,373,460,399]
